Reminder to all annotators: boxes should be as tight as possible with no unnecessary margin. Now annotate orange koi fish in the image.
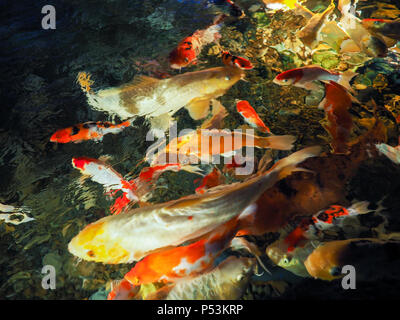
[50,120,132,144]
[195,167,225,194]
[150,129,295,166]
[124,217,240,285]
[169,15,225,69]
[72,157,138,215]
[273,65,356,92]
[282,201,372,253]
[221,51,253,70]
[319,81,354,155]
[304,238,400,281]
[236,100,271,134]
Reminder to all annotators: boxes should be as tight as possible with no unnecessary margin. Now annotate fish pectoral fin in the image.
[302,81,322,91]
[185,99,211,120]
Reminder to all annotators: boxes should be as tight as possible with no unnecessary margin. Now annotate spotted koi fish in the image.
[72,157,138,215]
[283,201,372,253]
[50,120,132,144]
[221,51,253,70]
[124,217,240,285]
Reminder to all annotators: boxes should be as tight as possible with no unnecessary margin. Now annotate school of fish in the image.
[33,0,400,299]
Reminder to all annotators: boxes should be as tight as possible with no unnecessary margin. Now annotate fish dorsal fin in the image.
[119,75,160,95]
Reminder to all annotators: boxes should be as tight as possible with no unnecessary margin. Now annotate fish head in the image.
[50,127,75,143]
[273,71,297,86]
[68,219,131,264]
[169,42,197,69]
[196,66,244,95]
[265,240,291,266]
[361,19,386,32]
[71,157,94,171]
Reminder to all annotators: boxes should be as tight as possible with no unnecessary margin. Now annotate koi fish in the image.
[107,279,140,300]
[296,1,335,49]
[236,100,271,134]
[273,201,373,254]
[50,120,132,144]
[109,256,254,300]
[68,146,321,264]
[361,18,400,42]
[304,238,400,281]
[169,15,225,69]
[235,119,387,238]
[78,66,244,133]
[71,157,138,215]
[376,140,400,165]
[266,240,316,278]
[221,51,253,70]
[124,217,240,285]
[150,256,254,300]
[338,1,388,57]
[319,81,354,155]
[195,167,225,194]
[149,129,295,166]
[273,65,357,93]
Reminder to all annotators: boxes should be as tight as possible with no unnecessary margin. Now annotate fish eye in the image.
[236,274,244,281]
[283,257,291,264]
[184,57,189,62]
[282,79,288,83]
[225,75,231,81]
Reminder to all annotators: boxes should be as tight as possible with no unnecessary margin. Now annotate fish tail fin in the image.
[271,146,322,179]
[338,70,358,94]
[257,135,296,150]
[76,72,94,94]
[181,165,205,176]
[348,200,373,216]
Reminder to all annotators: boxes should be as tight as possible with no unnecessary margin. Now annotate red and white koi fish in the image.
[236,100,271,134]
[273,65,357,93]
[169,15,225,69]
[124,217,240,285]
[282,201,372,253]
[71,157,138,215]
[50,120,132,144]
[221,51,253,70]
